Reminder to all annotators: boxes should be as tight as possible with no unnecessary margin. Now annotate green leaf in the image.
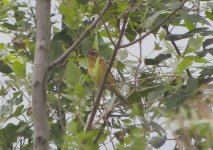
[161,39,175,53]
[116,61,125,71]
[184,37,204,55]
[145,54,171,65]
[50,27,73,61]
[125,23,137,41]
[51,123,64,146]
[184,77,198,95]
[61,93,76,102]
[180,13,211,26]
[59,0,82,29]
[194,57,208,63]
[177,57,193,74]
[118,50,128,60]
[0,105,10,116]
[150,121,165,133]
[123,60,138,67]
[147,87,166,102]
[145,10,167,29]
[149,135,167,149]
[165,27,208,41]
[0,60,13,74]
[74,84,85,98]
[205,11,213,21]
[65,60,81,85]
[0,85,7,96]
[165,91,187,109]
[12,61,26,78]
[0,123,19,144]
[11,105,24,117]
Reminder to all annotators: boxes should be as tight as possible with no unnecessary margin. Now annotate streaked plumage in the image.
[87,48,126,102]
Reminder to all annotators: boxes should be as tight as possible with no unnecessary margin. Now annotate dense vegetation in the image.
[0,0,213,149]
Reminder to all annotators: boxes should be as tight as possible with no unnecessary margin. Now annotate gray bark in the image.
[32,0,51,149]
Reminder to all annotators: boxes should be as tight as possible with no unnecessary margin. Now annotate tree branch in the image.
[118,0,188,48]
[48,0,113,70]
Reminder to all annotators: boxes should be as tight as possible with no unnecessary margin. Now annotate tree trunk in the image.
[32,0,51,149]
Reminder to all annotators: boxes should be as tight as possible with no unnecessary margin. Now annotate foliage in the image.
[0,0,213,149]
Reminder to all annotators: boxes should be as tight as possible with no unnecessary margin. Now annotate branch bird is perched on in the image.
[87,48,126,103]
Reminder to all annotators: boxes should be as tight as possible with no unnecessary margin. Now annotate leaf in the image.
[0,85,7,96]
[197,48,213,57]
[74,84,85,98]
[155,53,171,62]
[184,37,204,55]
[2,22,17,30]
[64,60,81,85]
[11,105,24,117]
[147,87,166,102]
[98,37,112,58]
[177,57,193,74]
[150,121,165,133]
[51,123,64,145]
[184,77,198,95]
[0,60,13,74]
[149,135,167,149]
[198,66,213,78]
[12,61,26,78]
[118,50,128,60]
[165,27,209,41]
[0,105,10,116]
[205,11,213,21]
[116,61,125,70]
[161,39,175,53]
[0,123,18,144]
[193,57,208,63]
[145,59,160,66]
[61,93,76,102]
[159,28,167,40]
[203,38,213,49]
[180,13,211,26]
[59,0,81,29]
[145,53,171,65]
[125,23,137,41]
[165,91,187,109]
[50,27,73,61]
[123,60,138,67]
[145,10,167,28]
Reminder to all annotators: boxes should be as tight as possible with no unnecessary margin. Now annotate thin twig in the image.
[134,35,143,89]
[118,0,188,48]
[164,26,192,77]
[92,102,120,126]
[93,114,110,144]
[107,122,116,150]
[93,122,107,144]
[48,0,113,70]
[93,0,116,46]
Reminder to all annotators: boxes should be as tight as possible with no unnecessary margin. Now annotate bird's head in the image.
[87,49,100,58]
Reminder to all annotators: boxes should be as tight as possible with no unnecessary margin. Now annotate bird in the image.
[87,48,127,103]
